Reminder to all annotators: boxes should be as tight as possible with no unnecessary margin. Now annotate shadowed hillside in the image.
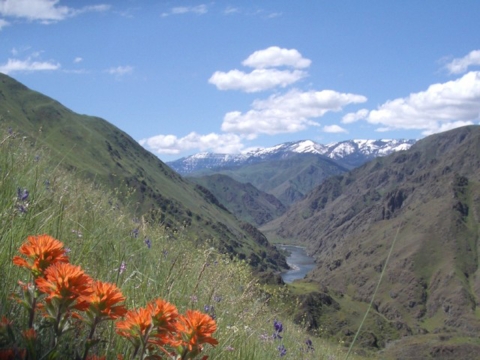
[190,174,287,226]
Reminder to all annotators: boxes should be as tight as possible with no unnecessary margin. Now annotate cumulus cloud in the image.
[342,108,369,124]
[162,4,207,17]
[342,71,480,135]
[446,50,480,74]
[0,18,9,30]
[221,89,367,137]
[139,132,244,155]
[209,46,311,92]
[0,57,60,74]
[105,65,133,76]
[209,68,307,93]
[0,0,110,23]
[242,46,311,69]
[323,125,348,133]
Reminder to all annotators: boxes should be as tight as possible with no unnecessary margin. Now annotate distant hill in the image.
[262,125,480,355]
[0,73,287,274]
[189,174,287,226]
[168,139,415,207]
[185,153,350,206]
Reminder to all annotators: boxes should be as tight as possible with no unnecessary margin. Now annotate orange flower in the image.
[116,307,153,342]
[85,356,106,360]
[147,298,180,347]
[79,281,127,321]
[13,235,69,277]
[21,328,37,341]
[35,263,92,309]
[175,310,218,353]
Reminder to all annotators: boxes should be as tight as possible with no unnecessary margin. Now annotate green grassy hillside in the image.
[0,73,286,274]
[190,174,287,226]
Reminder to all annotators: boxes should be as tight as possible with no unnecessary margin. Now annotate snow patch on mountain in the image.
[167,139,416,175]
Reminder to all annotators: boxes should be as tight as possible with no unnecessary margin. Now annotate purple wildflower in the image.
[305,338,314,352]
[17,204,27,214]
[17,188,29,201]
[119,261,127,274]
[131,228,139,238]
[273,319,283,339]
[204,305,216,319]
[144,237,151,249]
[277,345,287,357]
[213,295,222,302]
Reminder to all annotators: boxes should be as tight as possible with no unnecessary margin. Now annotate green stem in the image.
[344,225,401,360]
[82,317,99,360]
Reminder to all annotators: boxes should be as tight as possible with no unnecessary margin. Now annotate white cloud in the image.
[0,18,9,30]
[342,108,369,124]
[0,57,60,74]
[105,65,133,76]
[0,0,110,23]
[209,47,311,92]
[162,4,207,17]
[242,46,311,69]
[446,50,480,74]
[350,71,480,135]
[221,89,367,137]
[224,6,239,14]
[140,132,244,155]
[323,125,348,133]
[73,57,83,63]
[208,68,307,92]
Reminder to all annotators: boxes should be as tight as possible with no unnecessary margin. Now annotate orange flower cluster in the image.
[13,235,69,277]
[6,234,218,360]
[116,299,218,358]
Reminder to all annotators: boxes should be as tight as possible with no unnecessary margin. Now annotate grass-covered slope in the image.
[264,125,480,357]
[0,129,369,359]
[190,174,287,226]
[0,73,286,274]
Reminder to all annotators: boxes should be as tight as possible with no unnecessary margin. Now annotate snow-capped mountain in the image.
[166,139,416,175]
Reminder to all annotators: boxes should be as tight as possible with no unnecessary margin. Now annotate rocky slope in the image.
[263,125,480,355]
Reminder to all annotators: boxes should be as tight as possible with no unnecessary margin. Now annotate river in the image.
[278,245,316,283]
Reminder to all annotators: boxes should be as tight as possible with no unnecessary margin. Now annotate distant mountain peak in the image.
[167,138,416,175]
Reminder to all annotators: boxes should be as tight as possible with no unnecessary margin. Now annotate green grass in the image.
[0,128,369,359]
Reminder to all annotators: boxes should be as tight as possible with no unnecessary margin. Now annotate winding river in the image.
[278,245,316,283]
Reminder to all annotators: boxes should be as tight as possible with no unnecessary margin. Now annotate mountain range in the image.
[167,138,416,175]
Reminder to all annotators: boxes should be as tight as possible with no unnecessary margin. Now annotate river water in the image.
[278,245,316,283]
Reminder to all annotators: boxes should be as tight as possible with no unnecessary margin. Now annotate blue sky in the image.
[1,0,480,161]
